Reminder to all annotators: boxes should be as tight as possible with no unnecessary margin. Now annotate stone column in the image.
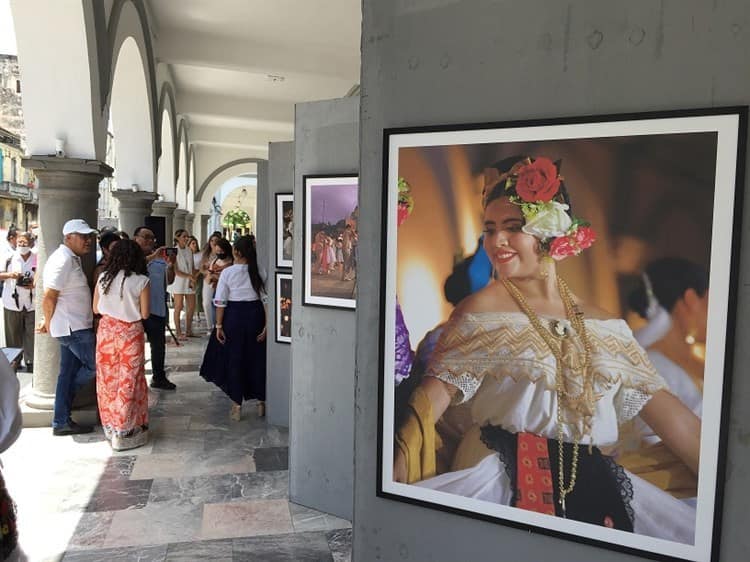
[184,212,195,236]
[151,200,178,246]
[173,209,188,234]
[200,214,210,243]
[112,189,158,238]
[22,156,112,411]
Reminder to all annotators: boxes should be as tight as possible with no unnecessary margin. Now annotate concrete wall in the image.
[354,1,750,561]
[290,96,359,520]
[266,141,294,427]
[254,159,270,283]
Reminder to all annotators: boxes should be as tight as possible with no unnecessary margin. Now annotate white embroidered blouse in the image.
[426,312,667,447]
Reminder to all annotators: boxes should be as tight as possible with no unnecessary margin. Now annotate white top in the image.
[43,244,93,337]
[634,350,703,446]
[1,251,37,311]
[428,312,666,447]
[213,264,265,307]
[96,271,150,323]
[193,252,202,270]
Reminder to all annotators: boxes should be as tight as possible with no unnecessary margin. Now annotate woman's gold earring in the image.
[539,255,553,279]
[685,332,696,346]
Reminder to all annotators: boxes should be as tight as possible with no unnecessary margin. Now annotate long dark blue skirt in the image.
[200,300,266,404]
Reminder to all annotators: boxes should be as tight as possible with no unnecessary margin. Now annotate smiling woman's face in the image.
[482,197,541,279]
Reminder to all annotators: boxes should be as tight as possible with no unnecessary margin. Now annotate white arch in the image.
[157,109,175,202]
[109,36,154,190]
[176,134,187,209]
[187,150,196,214]
[11,0,104,158]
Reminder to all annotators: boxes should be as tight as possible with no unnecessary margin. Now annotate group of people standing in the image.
[36,219,267,453]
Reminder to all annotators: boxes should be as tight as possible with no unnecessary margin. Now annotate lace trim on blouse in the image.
[426,312,666,421]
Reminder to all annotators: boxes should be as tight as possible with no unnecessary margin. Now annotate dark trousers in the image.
[54,328,96,428]
[143,314,166,381]
[4,307,35,365]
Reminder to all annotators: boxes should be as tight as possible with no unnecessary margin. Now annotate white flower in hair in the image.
[521,201,572,240]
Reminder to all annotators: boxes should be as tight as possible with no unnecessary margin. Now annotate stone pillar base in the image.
[21,156,112,412]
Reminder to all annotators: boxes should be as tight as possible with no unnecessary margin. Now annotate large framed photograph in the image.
[276,193,294,269]
[303,174,358,309]
[378,108,747,562]
[275,272,292,344]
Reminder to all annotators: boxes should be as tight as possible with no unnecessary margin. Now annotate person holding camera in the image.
[133,226,177,390]
[0,231,37,373]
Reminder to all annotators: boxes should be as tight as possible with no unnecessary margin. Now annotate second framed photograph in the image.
[275,272,292,344]
[276,193,294,269]
[302,174,359,309]
[378,107,747,562]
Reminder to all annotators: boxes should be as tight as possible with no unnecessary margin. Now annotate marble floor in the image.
[1,325,352,561]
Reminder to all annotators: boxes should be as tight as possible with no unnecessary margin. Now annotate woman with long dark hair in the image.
[200,235,267,419]
[93,239,150,451]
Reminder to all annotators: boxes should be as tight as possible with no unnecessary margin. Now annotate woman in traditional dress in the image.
[169,229,196,339]
[617,259,707,503]
[93,239,150,451]
[200,235,267,420]
[394,155,701,544]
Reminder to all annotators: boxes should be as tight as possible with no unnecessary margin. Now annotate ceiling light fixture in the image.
[266,74,285,83]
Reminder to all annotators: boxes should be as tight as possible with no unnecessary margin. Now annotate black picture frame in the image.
[302,173,359,310]
[275,271,292,344]
[377,107,747,562]
[276,193,294,269]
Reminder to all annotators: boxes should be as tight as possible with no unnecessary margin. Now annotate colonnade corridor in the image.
[3,322,352,561]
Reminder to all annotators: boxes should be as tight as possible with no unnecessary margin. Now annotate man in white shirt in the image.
[0,231,37,373]
[39,219,97,436]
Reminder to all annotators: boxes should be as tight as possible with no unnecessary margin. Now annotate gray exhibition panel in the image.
[354,1,750,561]
[267,141,294,428]
[290,96,359,520]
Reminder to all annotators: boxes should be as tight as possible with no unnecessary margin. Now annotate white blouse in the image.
[213,264,265,306]
[427,312,666,447]
[96,271,150,322]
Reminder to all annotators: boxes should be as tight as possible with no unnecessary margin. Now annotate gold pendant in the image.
[551,320,568,338]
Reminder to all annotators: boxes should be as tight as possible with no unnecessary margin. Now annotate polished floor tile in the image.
[165,538,233,561]
[200,499,293,540]
[253,447,289,472]
[232,532,334,562]
[5,327,352,560]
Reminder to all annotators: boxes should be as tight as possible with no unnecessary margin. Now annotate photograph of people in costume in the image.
[276,272,292,343]
[304,176,358,308]
[276,193,294,269]
[381,112,743,562]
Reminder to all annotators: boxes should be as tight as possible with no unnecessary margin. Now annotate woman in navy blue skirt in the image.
[200,235,267,419]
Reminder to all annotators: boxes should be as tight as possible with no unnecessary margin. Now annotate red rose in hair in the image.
[515,157,560,202]
[549,226,597,261]
[573,226,596,250]
[397,203,410,227]
[549,235,578,261]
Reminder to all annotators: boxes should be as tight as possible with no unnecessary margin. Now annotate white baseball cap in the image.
[62,219,97,236]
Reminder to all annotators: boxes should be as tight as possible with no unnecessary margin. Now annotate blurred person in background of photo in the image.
[0,232,37,373]
[93,231,122,286]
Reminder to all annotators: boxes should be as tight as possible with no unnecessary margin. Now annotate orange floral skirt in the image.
[96,315,149,451]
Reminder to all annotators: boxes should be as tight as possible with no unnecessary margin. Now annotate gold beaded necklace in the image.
[501,276,597,516]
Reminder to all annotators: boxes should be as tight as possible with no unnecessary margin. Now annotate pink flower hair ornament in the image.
[481,156,596,261]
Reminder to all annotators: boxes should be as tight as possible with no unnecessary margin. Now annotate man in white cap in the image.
[38,219,97,435]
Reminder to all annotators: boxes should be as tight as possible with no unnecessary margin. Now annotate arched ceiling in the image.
[147,0,361,156]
